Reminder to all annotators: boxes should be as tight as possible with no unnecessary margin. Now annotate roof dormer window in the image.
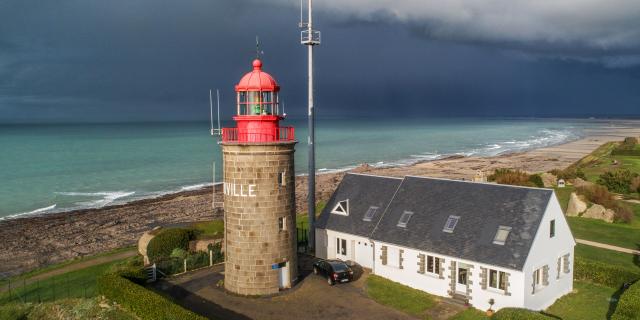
[331,199,349,216]
[493,226,512,245]
[397,211,414,228]
[443,215,460,233]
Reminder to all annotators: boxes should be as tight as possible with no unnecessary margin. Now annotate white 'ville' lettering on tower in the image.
[224,182,257,197]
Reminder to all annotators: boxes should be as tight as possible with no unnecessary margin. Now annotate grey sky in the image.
[1,0,639,123]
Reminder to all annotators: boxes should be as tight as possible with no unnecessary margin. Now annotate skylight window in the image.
[493,226,512,245]
[331,199,349,216]
[363,206,379,222]
[443,215,460,233]
[397,211,413,228]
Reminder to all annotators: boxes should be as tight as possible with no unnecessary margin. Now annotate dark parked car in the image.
[312,259,354,285]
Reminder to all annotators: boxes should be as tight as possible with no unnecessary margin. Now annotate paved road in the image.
[576,238,640,255]
[0,248,138,293]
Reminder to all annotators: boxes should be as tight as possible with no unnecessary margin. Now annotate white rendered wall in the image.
[523,193,575,310]
[320,230,374,269]
[373,241,526,311]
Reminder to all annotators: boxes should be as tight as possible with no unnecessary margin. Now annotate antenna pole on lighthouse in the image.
[301,0,320,251]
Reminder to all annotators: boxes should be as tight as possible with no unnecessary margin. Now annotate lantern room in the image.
[222,59,294,143]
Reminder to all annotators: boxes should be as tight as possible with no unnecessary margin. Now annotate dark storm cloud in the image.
[0,0,639,123]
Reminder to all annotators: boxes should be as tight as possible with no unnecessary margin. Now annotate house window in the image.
[331,200,349,216]
[397,211,413,228]
[489,269,507,290]
[336,238,347,256]
[363,206,379,222]
[493,226,512,245]
[278,217,286,231]
[427,255,440,275]
[278,171,286,187]
[550,219,556,238]
[533,266,548,293]
[443,215,460,233]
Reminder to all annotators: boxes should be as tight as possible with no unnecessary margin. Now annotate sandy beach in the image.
[2,121,640,278]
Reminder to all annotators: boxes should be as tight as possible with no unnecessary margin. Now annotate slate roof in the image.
[318,173,554,270]
[316,173,402,238]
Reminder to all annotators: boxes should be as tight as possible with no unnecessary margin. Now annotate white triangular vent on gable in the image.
[331,199,349,216]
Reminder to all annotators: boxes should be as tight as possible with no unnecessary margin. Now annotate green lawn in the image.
[192,220,224,239]
[545,281,620,320]
[366,274,438,318]
[575,244,639,270]
[0,257,135,304]
[568,216,640,250]
[449,308,489,320]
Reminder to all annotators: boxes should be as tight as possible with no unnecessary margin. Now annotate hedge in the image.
[491,308,552,319]
[97,264,207,320]
[611,150,640,156]
[612,281,640,320]
[574,257,640,288]
[147,228,196,262]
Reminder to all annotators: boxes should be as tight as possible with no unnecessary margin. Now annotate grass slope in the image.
[568,216,640,250]
[0,298,136,320]
[366,274,437,318]
[545,281,620,320]
[575,244,639,271]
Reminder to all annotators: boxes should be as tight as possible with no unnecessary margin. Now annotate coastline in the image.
[2,122,640,277]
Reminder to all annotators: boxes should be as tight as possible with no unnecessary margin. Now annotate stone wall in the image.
[221,142,297,296]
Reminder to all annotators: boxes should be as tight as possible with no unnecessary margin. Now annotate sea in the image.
[0,117,613,219]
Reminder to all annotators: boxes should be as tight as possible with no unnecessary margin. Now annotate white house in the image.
[315,173,575,312]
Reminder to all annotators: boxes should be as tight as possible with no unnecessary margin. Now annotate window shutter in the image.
[417,254,425,274]
[380,246,388,265]
[563,254,570,273]
[439,258,445,279]
[480,267,488,290]
[556,257,561,279]
[532,272,536,294]
[542,265,549,286]
[399,249,404,269]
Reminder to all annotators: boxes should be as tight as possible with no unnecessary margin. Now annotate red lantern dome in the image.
[221,59,294,143]
[235,59,280,92]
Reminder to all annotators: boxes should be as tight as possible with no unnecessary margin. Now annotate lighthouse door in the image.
[278,262,290,289]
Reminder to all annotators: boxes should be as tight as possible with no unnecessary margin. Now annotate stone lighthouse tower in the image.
[220,59,297,295]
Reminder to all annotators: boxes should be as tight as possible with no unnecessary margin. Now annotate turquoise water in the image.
[0,118,595,218]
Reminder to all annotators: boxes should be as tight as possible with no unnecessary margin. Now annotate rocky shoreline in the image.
[2,123,640,277]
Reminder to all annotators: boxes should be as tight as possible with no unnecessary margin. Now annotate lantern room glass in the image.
[237,91,279,116]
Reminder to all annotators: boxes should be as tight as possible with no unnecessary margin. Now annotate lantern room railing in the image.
[221,127,295,143]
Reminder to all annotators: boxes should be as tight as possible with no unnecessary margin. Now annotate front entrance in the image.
[455,264,469,293]
[336,237,349,260]
[278,261,290,289]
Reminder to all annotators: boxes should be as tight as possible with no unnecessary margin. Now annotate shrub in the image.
[147,228,196,262]
[186,251,210,270]
[576,184,634,223]
[208,242,224,263]
[598,170,638,194]
[632,177,640,194]
[170,248,188,259]
[489,169,536,187]
[612,281,640,320]
[574,257,640,288]
[528,174,545,188]
[549,167,586,180]
[97,264,207,320]
[491,308,552,319]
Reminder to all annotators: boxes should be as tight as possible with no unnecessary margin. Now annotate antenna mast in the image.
[300,0,320,250]
[209,89,214,136]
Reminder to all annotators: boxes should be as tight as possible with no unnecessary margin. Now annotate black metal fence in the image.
[297,222,309,252]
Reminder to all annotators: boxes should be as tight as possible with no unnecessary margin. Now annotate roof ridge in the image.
[346,172,404,180]
[404,175,554,192]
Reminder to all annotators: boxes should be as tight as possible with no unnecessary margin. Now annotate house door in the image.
[355,240,373,268]
[455,264,469,293]
[278,262,290,289]
[336,237,348,260]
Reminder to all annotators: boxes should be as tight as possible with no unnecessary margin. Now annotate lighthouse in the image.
[220,59,297,295]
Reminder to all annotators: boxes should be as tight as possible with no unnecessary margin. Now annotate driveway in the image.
[152,255,418,320]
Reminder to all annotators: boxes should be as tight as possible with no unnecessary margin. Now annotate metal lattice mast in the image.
[300,0,320,250]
